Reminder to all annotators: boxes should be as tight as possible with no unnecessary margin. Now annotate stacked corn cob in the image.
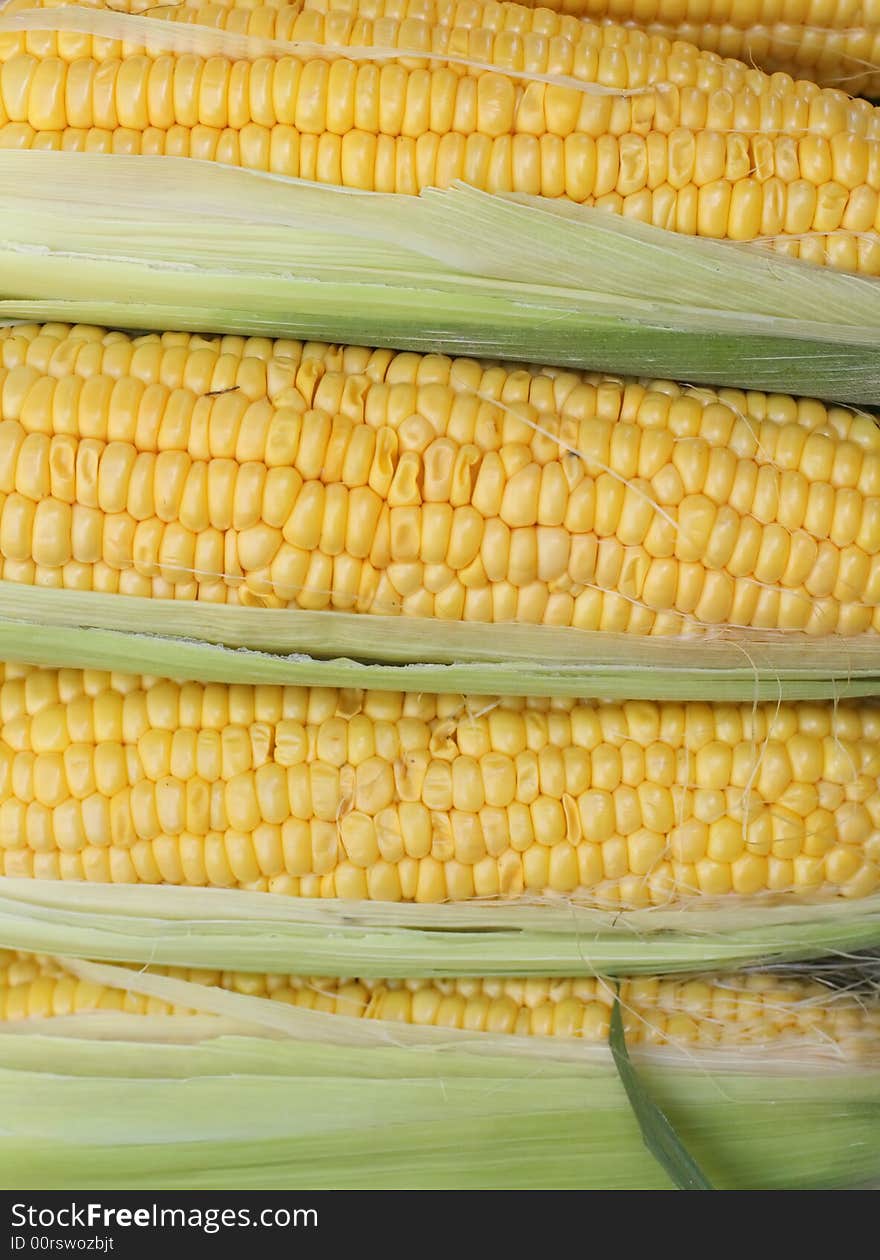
[0,0,878,1191]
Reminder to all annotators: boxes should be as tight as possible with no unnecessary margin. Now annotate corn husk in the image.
[0,956,876,1190]
[3,584,880,700]
[1,878,878,978]
[2,139,880,402]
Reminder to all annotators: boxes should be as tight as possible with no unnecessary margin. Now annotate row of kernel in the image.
[40,0,880,130]
[2,834,875,899]
[3,400,880,542]
[0,542,876,635]
[2,44,877,144]
[2,387,878,513]
[0,531,877,635]
[2,677,874,746]
[1,326,871,450]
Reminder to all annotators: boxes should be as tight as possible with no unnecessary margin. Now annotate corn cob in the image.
[10,0,872,97]
[3,0,880,271]
[142,0,880,99]
[2,948,877,1053]
[2,323,880,637]
[1,661,878,903]
[516,0,880,98]
[8,0,880,99]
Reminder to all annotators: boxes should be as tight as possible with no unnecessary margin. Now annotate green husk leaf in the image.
[0,959,876,1189]
[609,994,715,1190]
[3,150,880,401]
[1,877,878,977]
[2,582,880,700]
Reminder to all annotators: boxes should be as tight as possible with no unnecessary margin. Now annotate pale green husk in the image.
[3,146,880,401]
[1,878,878,977]
[0,958,876,1189]
[2,583,880,699]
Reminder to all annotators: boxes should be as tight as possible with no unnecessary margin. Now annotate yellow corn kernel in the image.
[1,663,878,907]
[4,324,880,636]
